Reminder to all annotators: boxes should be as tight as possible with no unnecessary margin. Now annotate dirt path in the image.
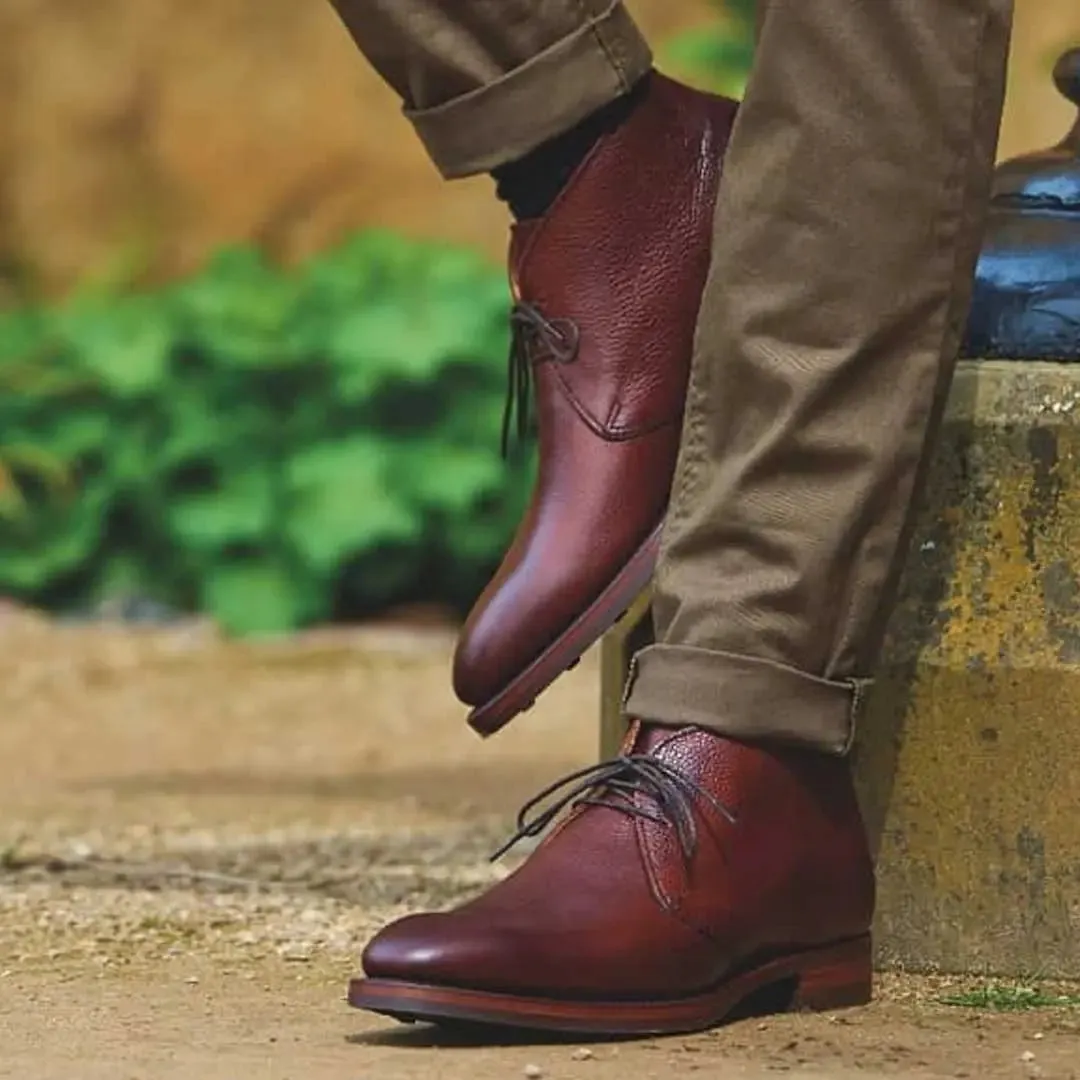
[1,608,1078,1079]
[2,962,1079,1080]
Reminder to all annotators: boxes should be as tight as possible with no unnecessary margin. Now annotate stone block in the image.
[599,360,1080,976]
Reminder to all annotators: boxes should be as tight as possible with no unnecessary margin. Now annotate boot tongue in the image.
[507,221,542,301]
[619,720,696,758]
[620,723,734,798]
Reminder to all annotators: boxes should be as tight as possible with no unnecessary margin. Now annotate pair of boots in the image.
[352,74,876,1036]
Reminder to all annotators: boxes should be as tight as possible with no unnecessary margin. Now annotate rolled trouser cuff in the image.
[406,0,653,178]
[622,644,870,756]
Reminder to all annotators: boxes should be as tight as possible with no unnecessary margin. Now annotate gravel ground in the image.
[1,603,1079,1079]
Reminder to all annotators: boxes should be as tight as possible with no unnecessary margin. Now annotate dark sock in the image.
[491,73,651,220]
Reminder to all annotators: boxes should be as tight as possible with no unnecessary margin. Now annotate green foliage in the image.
[941,982,1080,1011]
[662,0,756,98]
[0,232,530,635]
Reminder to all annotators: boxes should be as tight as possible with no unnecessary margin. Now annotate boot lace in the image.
[491,750,737,862]
[501,302,579,457]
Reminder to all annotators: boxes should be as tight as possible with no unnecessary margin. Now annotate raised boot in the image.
[455,74,739,736]
[350,723,876,1036]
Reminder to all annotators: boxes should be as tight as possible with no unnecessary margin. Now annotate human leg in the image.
[328,0,740,735]
[626,0,1014,751]
[327,0,653,178]
[349,0,1014,1035]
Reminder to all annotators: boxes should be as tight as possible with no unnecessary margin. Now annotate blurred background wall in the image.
[1,0,1076,296]
[0,0,1077,634]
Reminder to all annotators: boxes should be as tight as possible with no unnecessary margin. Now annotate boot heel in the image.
[790,935,873,1012]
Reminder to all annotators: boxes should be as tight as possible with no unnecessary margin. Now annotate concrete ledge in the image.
[599,359,1080,977]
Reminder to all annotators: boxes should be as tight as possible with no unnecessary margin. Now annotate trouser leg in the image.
[326,0,653,177]
[624,0,1014,753]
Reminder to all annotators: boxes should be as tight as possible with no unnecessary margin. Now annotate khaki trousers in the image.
[330,0,1014,754]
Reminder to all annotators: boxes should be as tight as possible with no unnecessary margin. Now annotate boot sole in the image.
[348,934,873,1037]
[466,524,662,738]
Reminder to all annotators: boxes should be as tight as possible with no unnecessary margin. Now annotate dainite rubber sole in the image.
[466,524,663,738]
[348,935,873,1037]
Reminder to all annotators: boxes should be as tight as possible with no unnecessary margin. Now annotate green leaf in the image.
[0,307,49,365]
[393,441,506,515]
[329,299,485,382]
[157,387,271,469]
[0,478,27,520]
[201,558,316,636]
[305,231,420,301]
[284,436,418,572]
[54,295,173,397]
[106,418,168,486]
[158,405,227,467]
[43,412,113,459]
[0,227,524,630]
[0,398,112,472]
[166,466,277,552]
[433,380,516,445]
[0,479,110,591]
[0,443,73,495]
[172,246,304,368]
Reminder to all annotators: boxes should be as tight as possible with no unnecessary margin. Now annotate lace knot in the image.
[501,301,580,458]
[491,747,737,863]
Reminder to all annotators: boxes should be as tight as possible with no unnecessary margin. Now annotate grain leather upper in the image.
[453,75,739,708]
[362,725,876,998]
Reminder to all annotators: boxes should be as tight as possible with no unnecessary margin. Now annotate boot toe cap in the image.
[361,913,519,990]
[452,589,535,707]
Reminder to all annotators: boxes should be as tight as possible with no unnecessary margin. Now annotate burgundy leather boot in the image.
[350,723,876,1036]
[456,75,739,737]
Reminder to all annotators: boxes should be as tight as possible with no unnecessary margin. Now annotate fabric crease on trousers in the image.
[328,0,653,177]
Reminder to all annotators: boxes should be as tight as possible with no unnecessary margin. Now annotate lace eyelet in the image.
[489,752,736,864]
[548,319,580,363]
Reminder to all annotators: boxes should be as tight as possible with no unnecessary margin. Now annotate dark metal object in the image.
[963,47,1080,361]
